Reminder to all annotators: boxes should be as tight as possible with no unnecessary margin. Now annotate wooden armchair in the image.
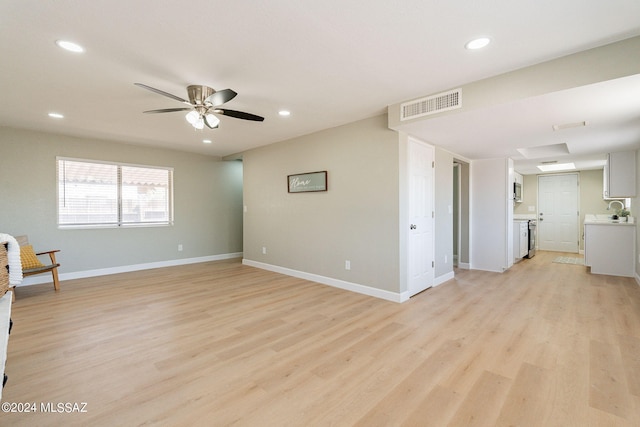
[15,236,60,291]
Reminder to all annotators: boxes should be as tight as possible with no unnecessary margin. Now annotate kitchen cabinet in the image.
[513,220,528,261]
[603,151,636,198]
[584,222,635,277]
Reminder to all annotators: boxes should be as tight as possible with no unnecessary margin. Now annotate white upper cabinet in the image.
[603,151,636,199]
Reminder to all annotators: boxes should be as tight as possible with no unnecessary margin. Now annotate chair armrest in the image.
[35,250,60,256]
[35,250,60,265]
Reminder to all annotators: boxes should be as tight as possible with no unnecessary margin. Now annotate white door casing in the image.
[407,138,434,296]
[538,173,579,252]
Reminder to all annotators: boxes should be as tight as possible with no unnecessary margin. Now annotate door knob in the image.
[410,224,417,230]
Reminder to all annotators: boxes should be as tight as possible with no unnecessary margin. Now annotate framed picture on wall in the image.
[287,171,328,193]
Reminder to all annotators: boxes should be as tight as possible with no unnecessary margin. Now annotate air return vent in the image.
[400,88,462,121]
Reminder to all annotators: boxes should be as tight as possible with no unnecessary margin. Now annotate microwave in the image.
[514,182,522,202]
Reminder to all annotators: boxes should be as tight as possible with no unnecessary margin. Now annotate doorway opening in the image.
[453,160,470,269]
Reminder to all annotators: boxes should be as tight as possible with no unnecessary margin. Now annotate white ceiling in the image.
[1,1,640,170]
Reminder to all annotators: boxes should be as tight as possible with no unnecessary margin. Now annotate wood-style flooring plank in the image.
[590,338,631,419]
[495,362,554,426]
[447,370,512,427]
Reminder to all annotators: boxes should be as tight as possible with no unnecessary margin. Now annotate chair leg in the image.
[52,267,60,291]
[47,251,61,291]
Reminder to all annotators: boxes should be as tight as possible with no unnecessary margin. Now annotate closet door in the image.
[407,137,434,297]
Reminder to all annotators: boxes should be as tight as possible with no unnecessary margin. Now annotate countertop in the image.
[513,214,536,220]
[584,214,635,226]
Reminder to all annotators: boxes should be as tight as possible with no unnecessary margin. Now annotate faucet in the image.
[607,200,625,211]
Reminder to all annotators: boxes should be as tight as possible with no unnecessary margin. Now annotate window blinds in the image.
[57,158,173,227]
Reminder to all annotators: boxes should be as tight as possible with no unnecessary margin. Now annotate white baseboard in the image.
[434,271,455,287]
[457,262,470,270]
[242,259,405,303]
[17,252,243,286]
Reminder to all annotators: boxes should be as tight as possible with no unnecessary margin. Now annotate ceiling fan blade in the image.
[143,108,193,114]
[204,89,237,107]
[215,108,264,122]
[134,83,192,106]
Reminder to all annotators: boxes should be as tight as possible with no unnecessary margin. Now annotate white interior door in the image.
[538,174,579,252]
[408,138,434,296]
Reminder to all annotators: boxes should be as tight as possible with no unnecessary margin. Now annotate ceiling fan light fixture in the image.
[193,118,205,130]
[185,110,199,124]
[205,113,220,128]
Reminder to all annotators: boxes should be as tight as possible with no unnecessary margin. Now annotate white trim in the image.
[457,262,470,270]
[56,155,174,172]
[242,259,406,303]
[434,271,455,287]
[17,252,243,286]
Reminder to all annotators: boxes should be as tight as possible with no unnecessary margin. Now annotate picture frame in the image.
[287,171,328,193]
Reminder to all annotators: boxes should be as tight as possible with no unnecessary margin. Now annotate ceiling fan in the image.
[134,83,264,130]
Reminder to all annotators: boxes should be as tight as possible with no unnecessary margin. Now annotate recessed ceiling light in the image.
[278,110,291,117]
[203,139,212,144]
[48,112,64,119]
[465,37,491,50]
[55,40,85,53]
[537,162,576,172]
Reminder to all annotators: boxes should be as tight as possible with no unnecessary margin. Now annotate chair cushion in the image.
[20,244,45,269]
[0,242,9,295]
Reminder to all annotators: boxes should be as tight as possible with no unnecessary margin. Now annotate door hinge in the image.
[432,161,435,168]
[432,261,435,268]
[432,211,434,218]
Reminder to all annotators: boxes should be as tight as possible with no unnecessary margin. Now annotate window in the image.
[57,158,173,228]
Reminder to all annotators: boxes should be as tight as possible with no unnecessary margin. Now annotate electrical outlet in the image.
[262,246,267,255]
[178,244,183,251]
[345,260,351,270]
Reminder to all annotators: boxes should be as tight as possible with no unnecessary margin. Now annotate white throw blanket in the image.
[0,233,23,285]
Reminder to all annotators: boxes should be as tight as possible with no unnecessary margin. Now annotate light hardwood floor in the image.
[1,251,639,426]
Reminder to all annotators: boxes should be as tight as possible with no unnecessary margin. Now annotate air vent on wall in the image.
[400,88,462,121]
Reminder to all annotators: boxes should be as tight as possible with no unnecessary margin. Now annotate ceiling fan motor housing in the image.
[187,85,216,106]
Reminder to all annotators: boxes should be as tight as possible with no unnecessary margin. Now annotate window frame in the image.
[56,157,174,229]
